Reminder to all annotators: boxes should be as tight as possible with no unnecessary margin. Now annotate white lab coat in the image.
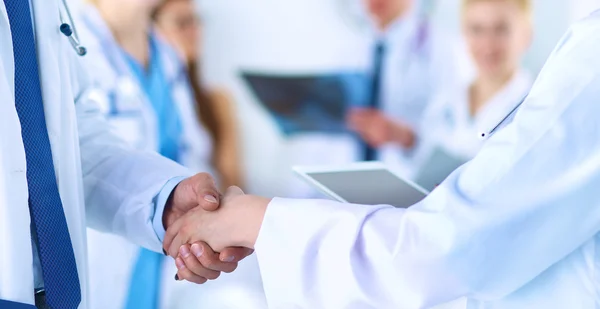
[415,70,533,164]
[0,0,191,307]
[76,6,215,309]
[340,6,471,166]
[78,6,213,173]
[254,11,600,309]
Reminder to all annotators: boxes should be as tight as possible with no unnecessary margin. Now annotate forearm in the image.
[255,163,600,309]
[255,74,600,307]
[233,195,270,249]
[255,199,418,308]
[76,95,191,250]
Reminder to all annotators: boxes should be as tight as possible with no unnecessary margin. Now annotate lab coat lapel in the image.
[0,2,35,306]
[32,0,89,307]
[0,3,13,93]
[474,71,532,132]
[33,0,63,141]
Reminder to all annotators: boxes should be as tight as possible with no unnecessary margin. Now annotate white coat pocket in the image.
[107,115,147,149]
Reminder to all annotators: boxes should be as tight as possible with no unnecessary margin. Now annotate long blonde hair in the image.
[462,0,532,17]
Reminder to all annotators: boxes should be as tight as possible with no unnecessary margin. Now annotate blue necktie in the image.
[4,1,82,308]
[363,41,386,161]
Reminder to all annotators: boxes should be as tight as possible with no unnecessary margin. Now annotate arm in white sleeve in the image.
[69,53,192,252]
[254,22,600,308]
[151,176,187,241]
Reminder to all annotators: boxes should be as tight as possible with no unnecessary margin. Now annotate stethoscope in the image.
[479,94,529,140]
[59,0,87,56]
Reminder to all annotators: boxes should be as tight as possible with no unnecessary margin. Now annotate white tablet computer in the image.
[293,162,429,208]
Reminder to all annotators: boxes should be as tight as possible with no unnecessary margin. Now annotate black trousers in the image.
[35,292,50,309]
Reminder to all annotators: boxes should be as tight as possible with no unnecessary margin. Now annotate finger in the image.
[348,118,369,133]
[365,128,386,145]
[224,186,244,197]
[179,245,221,280]
[163,216,185,257]
[191,242,238,273]
[195,173,221,211]
[351,108,375,119]
[346,110,361,123]
[168,227,189,258]
[175,257,208,284]
[362,108,378,116]
[370,110,385,118]
[358,114,375,126]
[219,247,254,264]
[348,107,368,115]
[346,117,361,130]
[348,111,368,123]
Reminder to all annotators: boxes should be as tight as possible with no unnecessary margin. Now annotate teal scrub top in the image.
[124,36,183,162]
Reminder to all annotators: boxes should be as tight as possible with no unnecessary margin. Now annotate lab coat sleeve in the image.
[69,54,193,252]
[254,23,600,308]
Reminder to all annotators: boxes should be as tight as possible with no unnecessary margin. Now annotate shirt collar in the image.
[370,5,420,45]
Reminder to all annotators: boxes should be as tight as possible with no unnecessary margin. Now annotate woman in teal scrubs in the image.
[78,0,219,308]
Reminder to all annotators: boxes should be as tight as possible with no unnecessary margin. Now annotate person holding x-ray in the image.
[166,8,600,309]
[345,0,468,167]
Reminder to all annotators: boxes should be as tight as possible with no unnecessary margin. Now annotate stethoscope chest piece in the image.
[59,0,87,56]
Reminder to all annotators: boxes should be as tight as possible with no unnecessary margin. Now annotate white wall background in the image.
[199,0,600,197]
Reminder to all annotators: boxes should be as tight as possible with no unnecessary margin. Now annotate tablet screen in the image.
[304,168,428,208]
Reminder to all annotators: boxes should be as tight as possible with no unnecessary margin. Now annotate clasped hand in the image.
[162,174,268,284]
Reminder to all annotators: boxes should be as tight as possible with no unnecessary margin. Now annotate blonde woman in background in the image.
[77,0,248,308]
[352,0,533,168]
[417,0,533,160]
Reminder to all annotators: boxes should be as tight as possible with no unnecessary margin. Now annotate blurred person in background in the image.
[153,0,244,190]
[77,0,246,308]
[358,0,533,166]
[346,0,467,167]
[152,1,268,308]
[419,0,533,160]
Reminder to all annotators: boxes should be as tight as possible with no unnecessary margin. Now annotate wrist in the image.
[162,186,179,230]
[391,124,415,148]
[236,195,270,249]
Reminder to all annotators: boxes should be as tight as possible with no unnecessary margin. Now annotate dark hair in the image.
[153,0,221,158]
[187,61,221,147]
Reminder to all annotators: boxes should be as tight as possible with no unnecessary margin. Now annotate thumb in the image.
[224,186,245,197]
[193,174,221,212]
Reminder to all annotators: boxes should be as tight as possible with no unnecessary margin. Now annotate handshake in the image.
[160,173,271,284]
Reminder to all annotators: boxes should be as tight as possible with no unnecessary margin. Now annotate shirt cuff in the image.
[152,176,188,242]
